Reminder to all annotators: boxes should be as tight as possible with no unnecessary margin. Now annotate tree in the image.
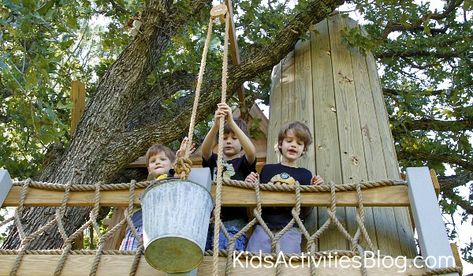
[0,0,471,264]
[0,0,344,248]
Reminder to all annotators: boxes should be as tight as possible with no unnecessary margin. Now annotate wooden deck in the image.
[0,255,427,276]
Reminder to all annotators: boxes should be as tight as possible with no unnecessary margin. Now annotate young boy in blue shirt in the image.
[245,121,324,253]
[201,103,257,251]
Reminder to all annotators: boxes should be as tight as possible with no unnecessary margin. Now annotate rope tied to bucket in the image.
[173,5,221,180]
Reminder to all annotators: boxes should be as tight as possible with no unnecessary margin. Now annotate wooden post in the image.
[103,208,127,250]
[450,243,463,273]
[406,167,458,275]
[430,169,441,196]
[70,80,86,248]
[70,80,86,134]
[0,170,13,207]
[223,0,247,118]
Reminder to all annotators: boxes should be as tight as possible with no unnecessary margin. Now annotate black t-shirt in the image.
[202,153,256,221]
[260,163,312,229]
[203,153,256,182]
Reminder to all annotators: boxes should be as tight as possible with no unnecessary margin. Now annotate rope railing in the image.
[9,178,407,192]
[1,177,461,276]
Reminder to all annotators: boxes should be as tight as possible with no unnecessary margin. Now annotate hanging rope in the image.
[173,15,216,179]
[212,5,230,276]
[174,4,231,180]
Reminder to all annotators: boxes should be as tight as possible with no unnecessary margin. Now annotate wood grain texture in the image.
[310,19,348,251]
[2,185,410,208]
[0,255,427,276]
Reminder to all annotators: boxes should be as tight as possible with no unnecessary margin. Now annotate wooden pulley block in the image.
[210,4,227,22]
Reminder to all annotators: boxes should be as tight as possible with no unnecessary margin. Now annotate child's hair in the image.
[277,121,312,154]
[146,144,176,165]
[217,117,250,137]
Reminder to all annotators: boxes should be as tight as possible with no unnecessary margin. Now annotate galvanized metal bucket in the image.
[141,178,214,273]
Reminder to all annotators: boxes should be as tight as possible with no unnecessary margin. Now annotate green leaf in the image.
[36,0,55,16]
[464,0,473,11]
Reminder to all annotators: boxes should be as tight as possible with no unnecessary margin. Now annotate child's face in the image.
[279,130,305,161]
[147,151,172,177]
[222,132,242,158]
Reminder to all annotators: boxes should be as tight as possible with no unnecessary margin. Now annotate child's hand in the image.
[213,108,224,127]
[176,137,195,158]
[216,103,233,122]
[245,172,259,183]
[311,175,324,185]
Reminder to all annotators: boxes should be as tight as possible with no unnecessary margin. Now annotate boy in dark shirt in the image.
[245,121,324,253]
[201,103,257,251]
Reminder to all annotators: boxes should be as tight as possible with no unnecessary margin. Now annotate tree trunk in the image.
[2,0,343,249]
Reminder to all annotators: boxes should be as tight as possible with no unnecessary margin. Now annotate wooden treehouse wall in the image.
[266,15,417,257]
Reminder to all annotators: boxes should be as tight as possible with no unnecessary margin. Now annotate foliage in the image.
[344,0,473,263]
[0,0,472,264]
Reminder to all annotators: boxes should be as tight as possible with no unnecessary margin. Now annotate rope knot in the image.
[174,157,193,179]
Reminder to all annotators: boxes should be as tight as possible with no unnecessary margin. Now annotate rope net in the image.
[0,178,462,275]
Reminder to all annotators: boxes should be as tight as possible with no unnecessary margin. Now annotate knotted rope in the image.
[2,177,460,275]
[173,157,193,179]
[10,178,407,191]
[173,14,216,179]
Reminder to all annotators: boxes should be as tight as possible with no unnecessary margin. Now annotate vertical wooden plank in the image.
[407,167,458,275]
[364,37,416,257]
[329,15,375,251]
[311,19,348,251]
[281,50,295,126]
[103,208,127,250]
[70,80,86,134]
[294,38,318,250]
[329,15,367,183]
[294,40,315,172]
[344,18,396,254]
[0,170,13,207]
[223,0,246,111]
[267,62,283,164]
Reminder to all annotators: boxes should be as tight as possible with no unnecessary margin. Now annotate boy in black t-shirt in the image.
[201,103,257,251]
[245,121,324,253]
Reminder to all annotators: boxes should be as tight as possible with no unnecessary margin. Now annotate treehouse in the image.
[0,9,463,276]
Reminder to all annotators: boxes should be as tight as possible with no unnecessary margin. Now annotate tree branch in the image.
[383,79,473,98]
[397,148,473,172]
[442,187,473,216]
[121,0,345,151]
[393,118,473,132]
[109,0,130,15]
[383,88,445,97]
[438,172,473,190]
[406,26,448,35]
[376,49,466,59]
[381,0,463,38]
[126,70,196,130]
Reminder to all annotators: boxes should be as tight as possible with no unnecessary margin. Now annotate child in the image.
[245,121,324,253]
[120,139,190,250]
[201,103,257,251]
